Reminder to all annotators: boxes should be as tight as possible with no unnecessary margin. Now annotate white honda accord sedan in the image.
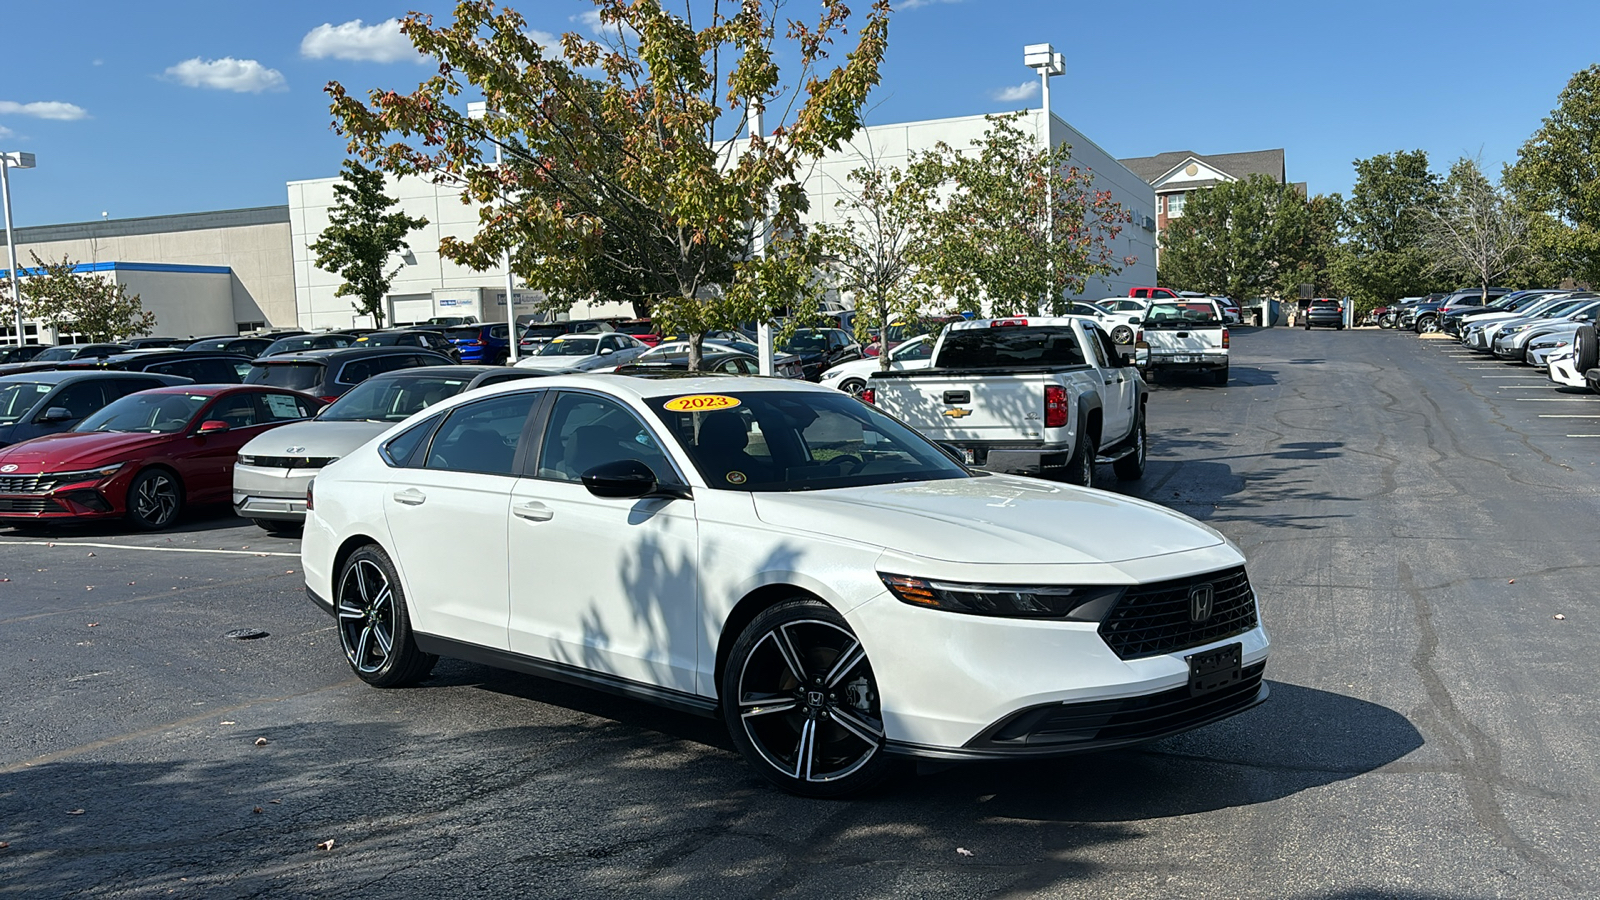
[302,376,1269,796]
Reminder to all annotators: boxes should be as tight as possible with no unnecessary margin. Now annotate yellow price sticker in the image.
[663,394,742,413]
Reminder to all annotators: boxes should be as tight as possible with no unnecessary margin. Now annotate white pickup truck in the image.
[1138,298,1230,384]
[865,316,1147,488]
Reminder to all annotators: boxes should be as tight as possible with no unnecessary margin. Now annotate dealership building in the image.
[3,107,1157,342]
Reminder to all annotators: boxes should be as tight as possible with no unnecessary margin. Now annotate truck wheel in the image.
[1113,409,1146,481]
[1212,365,1229,386]
[1574,325,1598,372]
[1065,430,1097,489]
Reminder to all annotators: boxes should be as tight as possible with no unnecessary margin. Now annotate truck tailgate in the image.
[1149,327,1223,353]
[873,373,1051,442]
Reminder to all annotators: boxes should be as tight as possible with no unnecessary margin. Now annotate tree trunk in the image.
[688,331,704,373]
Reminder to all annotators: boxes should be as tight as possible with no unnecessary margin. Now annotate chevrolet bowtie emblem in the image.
[942,407,973,418]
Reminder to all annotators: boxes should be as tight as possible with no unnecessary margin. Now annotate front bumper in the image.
[1548,351,1586,388]
[0,468,132,523]
[233,463,319,522]
[846,564,1272,755]
[953,443,1072,476]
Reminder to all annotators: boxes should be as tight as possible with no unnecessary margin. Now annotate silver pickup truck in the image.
[865,316,1147,488]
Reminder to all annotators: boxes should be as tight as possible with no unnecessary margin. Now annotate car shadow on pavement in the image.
[0,506,258,540]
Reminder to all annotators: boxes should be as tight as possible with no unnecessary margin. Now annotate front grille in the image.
[974,663,1267,748]
[0,496,64,514]
[0,474,46,493]
[1098,566,1258,660]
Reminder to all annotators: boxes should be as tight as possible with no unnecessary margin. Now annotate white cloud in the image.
[0,100,89,120]
[0,126,13,139]
[165,58,287,93]
[900,0,963,9]
[527,29,560,47]
[301,18,423,64]
[574,10,604,33]
[992,81,1039,102]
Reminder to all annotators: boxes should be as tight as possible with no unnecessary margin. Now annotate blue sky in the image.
[2,0,1597,227]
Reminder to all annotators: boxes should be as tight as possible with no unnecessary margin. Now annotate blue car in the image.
[445,323,513,364]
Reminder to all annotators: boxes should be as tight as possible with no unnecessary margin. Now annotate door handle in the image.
[513,501,554,522]
[392,488,426,506]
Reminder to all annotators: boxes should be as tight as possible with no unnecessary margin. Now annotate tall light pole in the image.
[1023,44,1064,315]
[468,102,520,363]
[1,151,36,347]
[748,100,774,376]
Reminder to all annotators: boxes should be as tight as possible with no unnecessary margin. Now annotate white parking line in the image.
[1481,374,1542,378]
[1515,397,1600,401]
[1539,414,1600,418]
[1567,434,1600,438]
[0,540,297,557]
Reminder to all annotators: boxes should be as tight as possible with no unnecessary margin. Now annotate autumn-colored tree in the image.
[310,159,429,328]
[21,252,156,342]
[327,0,891,369]
[907,114,1131,317]
[814,151,939,370]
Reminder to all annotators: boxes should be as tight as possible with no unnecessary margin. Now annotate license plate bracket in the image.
[962,448,976,466]
[1171,355,1194,364]
[1186,642,1242,696]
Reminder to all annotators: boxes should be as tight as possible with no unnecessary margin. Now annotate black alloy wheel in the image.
[1113,408,1146,481]
[723,600,895,797]
[125,469,183,530]
[336,545,436,687]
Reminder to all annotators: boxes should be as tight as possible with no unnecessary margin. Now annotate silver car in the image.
[233,366,550,532]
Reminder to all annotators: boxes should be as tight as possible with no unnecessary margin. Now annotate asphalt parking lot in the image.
[2,327,1598,899]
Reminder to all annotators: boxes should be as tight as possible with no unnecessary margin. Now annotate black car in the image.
[1304,298,1345,330]
[0,345,51,366]
[0,370,192,448]
[0,343,132,375]
[779,328,862,380]
[260,332,365,357]
[185,336,280,357]
[122,337,192,350]
[355,329,462,360]
[245,347,456,402]
[59,351,254,383]
[1411,288,1513,334]
[613,350,763,377]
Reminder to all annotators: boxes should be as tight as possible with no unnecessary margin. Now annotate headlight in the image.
[819,369,842,381]
[47,463,125,484]
[879,573,1123,620]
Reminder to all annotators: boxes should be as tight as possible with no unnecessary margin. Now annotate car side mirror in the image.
[599,348,614,356]
[39,407,75,423]
[197,420,231,434]
[581,458,658,498]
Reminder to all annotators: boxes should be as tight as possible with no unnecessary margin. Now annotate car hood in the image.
[518,354,601,369]
[0,430,172,472]
[751,475,1225,565]
[238,420,392,457]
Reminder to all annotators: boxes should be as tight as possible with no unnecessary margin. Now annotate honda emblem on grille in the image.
[1188,583,1215,623]
[0,464,16,473]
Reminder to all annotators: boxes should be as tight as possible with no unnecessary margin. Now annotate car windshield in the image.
[321,375,471,422]
[538,338,600,357]
[247,362,325,391]
[1143,302,1222,327]
[264,336,341,355]
[33,346,82,362]
[1536,300,1586,318]
[782,332,830,352]
[186,340,233,352]
[646,390,969,492]
[0,382,51,424]
[78,392,209,433]
[522,325,567,339]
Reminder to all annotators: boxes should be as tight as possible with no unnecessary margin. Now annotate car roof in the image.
[251,347,452,364]
[444,373,830,407]
[135,384,291,397]
[0,369,189,385]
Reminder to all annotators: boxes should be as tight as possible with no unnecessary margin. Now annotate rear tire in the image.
[1113,408,1146,481]
[1573,325,1598,372]
[1212,365,1229,385]
[1065,429,1097,488]
[336,544,437,688]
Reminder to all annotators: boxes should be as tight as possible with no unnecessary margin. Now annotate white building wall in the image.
[796,111,1158,309]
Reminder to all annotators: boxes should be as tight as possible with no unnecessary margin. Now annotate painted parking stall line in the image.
[0,540,297,558]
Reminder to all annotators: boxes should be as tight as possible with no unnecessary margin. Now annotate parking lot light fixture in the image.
[1023,45,1063,315]
[1,151,37,347]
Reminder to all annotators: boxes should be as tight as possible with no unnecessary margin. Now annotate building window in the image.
[236,321,266,333]
[1166,193,1185,218]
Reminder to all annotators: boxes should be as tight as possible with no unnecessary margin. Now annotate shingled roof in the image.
[1119,149,1287,187]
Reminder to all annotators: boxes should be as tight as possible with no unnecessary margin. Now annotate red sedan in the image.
[0,385,319,530]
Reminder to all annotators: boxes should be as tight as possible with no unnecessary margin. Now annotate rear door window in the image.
[424,392,542,476]
[43,381,108,420]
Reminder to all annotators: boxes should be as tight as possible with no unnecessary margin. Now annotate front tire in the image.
[839,377,867,398]
[1113,408,1146,481]
[125,468,183,530]
[1110,325,1134,344]
[336,545,437,688]
[722,599,896,797]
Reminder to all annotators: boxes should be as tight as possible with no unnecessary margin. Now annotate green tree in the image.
[326,0,890,369]
[1340,150,1444,309]
[21,252,156,342]
[1505,64,1600,287]
[908,113,1131,316]
[309,159,429,328]
[1157,175,1325,302]
[1417,157,1530,301]
[814,154,939,370]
